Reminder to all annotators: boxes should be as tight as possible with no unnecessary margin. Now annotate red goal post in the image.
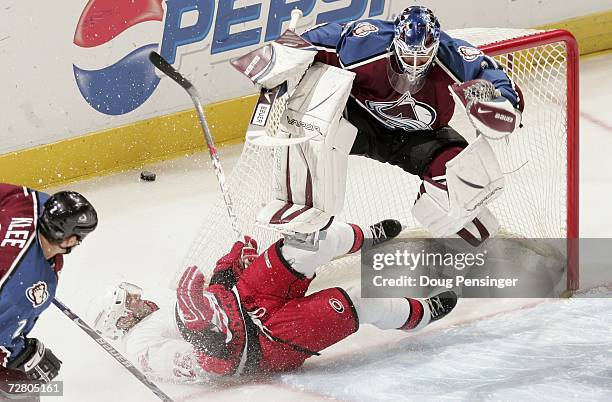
[479,29,579,291]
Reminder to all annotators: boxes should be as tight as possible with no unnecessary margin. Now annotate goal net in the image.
[179,28,579,292]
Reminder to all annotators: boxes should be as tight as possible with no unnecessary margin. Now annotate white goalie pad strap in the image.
[445,136,504,221]
[247,129,318,147]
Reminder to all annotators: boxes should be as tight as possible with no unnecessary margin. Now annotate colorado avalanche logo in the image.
[26,281,50,308]
[366,93,436,130]
[352,22,379,37]
[457,46,483,62]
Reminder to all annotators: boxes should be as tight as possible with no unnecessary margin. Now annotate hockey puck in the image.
[140,171,156,182]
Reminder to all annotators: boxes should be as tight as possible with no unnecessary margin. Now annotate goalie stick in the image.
[149,51,240,239]
[52,298,174,402]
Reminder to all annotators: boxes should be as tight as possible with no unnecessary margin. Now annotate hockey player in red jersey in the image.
[232,6,523,247]
[93,219,457,380]
[0,183,98,398]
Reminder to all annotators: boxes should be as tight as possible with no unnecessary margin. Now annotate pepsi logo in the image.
[71,1,389,116]
[73,0,164,115]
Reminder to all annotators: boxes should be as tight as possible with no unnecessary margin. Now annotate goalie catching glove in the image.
[450,79,521,140]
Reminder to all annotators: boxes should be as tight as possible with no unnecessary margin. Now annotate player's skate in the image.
[364,219,403,248]
[425,290,458,322]
[286,218,402,253]
[400,290,458,331]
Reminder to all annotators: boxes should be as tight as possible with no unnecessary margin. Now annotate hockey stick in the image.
[52,298,174,402]
[149,51,240,238]
[149,9,303,239]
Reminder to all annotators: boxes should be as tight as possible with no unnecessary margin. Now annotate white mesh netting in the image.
[177,28,574,286]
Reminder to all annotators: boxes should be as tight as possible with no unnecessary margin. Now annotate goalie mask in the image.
[92,282,147,340]
[387,6,440,94]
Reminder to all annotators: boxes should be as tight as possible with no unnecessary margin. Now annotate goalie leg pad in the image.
[280,63,356,142]
[412,136,503,244]
[257,64,358,233]
[445,135,505,220]
[412,184,500,245]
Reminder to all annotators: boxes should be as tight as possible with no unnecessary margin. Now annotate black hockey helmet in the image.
[39,191,98,243]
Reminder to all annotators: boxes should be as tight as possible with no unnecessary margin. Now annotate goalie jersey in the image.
[301,19,520,131]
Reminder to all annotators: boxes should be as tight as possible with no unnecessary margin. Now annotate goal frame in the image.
[480,29,579,291]
[179,29,581,294]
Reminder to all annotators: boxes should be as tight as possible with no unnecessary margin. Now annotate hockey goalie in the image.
[92,220,457,380]
[232,5,523,246]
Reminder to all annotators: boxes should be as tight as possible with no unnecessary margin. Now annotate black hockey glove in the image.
[7,338,62,382]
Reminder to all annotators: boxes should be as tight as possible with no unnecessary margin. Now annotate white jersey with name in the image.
[123,289,198,383]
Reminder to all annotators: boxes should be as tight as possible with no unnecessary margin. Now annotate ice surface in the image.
[279,289,612,402]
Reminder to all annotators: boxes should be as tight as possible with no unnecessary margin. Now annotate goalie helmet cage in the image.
[180,28,579,292]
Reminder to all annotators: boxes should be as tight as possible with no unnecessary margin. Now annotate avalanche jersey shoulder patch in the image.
[457,45,483,62]
[352,22,379,37]
[337,20,395,67]
[26,281,49,307]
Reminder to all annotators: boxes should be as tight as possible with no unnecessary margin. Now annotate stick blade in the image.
[149,51,193,90]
